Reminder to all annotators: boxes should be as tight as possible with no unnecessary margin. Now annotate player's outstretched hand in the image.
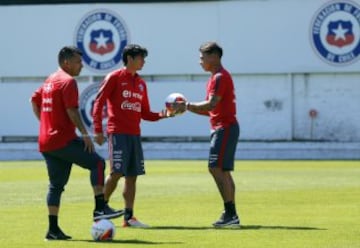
[172,101,187,114]
[160,109,175,118]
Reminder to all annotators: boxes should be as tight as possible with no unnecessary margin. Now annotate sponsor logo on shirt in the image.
[75,9,130,72]
[310,1,360,65]
[121,100,141,112]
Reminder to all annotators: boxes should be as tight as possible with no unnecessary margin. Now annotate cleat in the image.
[45,229,72,241]
[218,211,225,221]
[213,214,240,228]
[123,217,149,228]
[104,203,124,217]
[93,207,123,221]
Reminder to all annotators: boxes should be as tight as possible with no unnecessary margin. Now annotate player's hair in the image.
[199,41,223,58]
[58,46,82,65]
[122,44,148,65]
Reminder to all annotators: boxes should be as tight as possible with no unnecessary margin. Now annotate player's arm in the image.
[31,101,41,121]
[30,88,42,121]
[67,107,95,153]
[141,99,166,121]
[141,84,170,121]
[92,76,114,145]
[186,94,221,115]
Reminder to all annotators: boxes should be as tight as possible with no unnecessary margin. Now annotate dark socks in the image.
[95,194,105,211]
[49,215,58,232]
[224,201,237,216]
[124,208,133,221]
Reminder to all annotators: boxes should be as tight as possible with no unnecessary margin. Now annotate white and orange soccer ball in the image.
[165,92,187,115]
[91,219,115,241]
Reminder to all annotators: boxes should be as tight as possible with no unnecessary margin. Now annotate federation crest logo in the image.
[310,1,360,65]
[80,83,108,134]
[75,9,129,72]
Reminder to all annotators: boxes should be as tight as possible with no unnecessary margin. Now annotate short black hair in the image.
[58,46,82,65]
[122,44,148,65]
[199,41,223,58]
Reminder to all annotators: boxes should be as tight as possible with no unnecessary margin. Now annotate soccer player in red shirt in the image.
[31,46,121,240]
[176,42,240,227]
[92,44,171,228]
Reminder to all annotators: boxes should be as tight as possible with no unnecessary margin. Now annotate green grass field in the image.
[0,160,359,248]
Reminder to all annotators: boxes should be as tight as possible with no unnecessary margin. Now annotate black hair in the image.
[58,46,82,65]
[199,41,223,58]
[122,44,148,65]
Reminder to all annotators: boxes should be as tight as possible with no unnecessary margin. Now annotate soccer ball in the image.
[165,92,187,115]
[91,219,115,241]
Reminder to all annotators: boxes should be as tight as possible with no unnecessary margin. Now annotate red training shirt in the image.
[31,69,79,152]
[206,67,237,130]
[92,68,161,135]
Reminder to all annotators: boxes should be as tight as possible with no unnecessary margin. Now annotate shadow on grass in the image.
[150,226,217,230]
[70,239,183,245]
[241,225,326,231]
[148,225,326,231]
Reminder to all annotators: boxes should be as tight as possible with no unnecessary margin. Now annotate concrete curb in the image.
[0,142,359,161]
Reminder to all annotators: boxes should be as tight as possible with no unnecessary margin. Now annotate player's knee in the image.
[47,185,64,206]
[110,172,122,181]
[208,167,218,176]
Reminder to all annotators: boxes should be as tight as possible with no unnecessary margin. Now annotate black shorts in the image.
[208,122,239,171]
[42,138,105,189]
[108,134,145,176]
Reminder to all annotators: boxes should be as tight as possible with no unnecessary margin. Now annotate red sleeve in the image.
[62,79,79,108]
[92,74,116,133]
[141,83,162,121]
[209,73,225,97]
[30,86,43,106]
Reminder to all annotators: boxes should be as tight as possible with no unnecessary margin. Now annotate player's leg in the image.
[104,134,123,203]
[208,128,233,202]
[50,138,121,220]
[103,134,133,218]
[104,174,120,202]
[123,175,137,220]
[42,152,72,240]
[209,168,234,202]
[122,135,148,228]
[208,123,240,227]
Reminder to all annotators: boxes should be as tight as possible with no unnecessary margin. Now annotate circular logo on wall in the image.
[310,1,360,65]
[80,83,107,134]
[75,9,129,72]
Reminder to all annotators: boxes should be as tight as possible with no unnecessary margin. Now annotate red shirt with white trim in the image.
[31,69,78,152]
[92,68,161,135]
[206,67,237,130]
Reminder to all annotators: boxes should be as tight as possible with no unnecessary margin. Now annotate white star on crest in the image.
[332,23,348,41]
[94,32,109,49]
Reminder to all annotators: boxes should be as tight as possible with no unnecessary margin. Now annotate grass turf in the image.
[0,160,359,248]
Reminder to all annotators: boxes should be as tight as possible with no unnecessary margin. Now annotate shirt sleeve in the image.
[30,86,43,106]
[140,82,162,121]
[208,73,225,97]
[92,74,116,133]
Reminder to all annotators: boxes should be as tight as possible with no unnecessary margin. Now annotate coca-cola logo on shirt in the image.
[121,100,141,112]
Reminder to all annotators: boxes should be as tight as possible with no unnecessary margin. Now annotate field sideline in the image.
[0,160,359,248]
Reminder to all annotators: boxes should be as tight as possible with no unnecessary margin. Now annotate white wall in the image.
[1,0,359,76]
[0,0,359,141]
